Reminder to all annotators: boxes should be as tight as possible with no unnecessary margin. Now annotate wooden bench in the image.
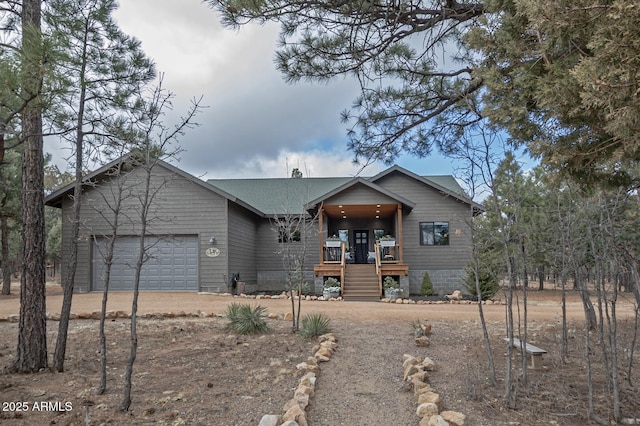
[503,337,547,369]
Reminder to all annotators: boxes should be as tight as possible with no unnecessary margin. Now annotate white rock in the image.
[257,414,281,426]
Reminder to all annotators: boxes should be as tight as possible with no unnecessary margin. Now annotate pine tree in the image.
[45,0,155,372]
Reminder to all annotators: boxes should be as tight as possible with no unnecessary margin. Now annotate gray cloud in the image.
[113,0,366,178]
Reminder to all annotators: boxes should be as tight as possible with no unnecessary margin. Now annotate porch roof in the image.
[304,177,415,215]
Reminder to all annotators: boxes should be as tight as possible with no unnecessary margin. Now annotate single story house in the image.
[45,155,484,299]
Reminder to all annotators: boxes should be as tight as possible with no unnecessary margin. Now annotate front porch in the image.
[312,202,410,300]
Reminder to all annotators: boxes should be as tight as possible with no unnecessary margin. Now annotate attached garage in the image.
[92,235,199,291]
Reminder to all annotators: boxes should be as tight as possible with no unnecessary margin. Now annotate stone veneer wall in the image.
[259,269,466,297]
[409,269,466,296]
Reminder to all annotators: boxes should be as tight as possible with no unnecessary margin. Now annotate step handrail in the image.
[374,243,382,296]
[340,243,345,295]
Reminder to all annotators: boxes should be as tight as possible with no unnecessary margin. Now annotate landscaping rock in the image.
[441,411,466,426]
[318,333,337,343]
[295,362,319,375]
[314,353,330,362]
[416,402,439,418]
[283,393,310,411]
[410,376,429,393]
[414,384,435,398]
[421,357,436,371]
[445,290,462,301]
[402,354,416,362]
[299,372,317,387]
[426,415,450,426]
[415,336,430,347]
[418,391,442,411]
[421,321,432,336]
[294,384,315,398]
[409,370,429,383]
[281,403,307,426]
[257,414,281,426]
[404,363,421,381]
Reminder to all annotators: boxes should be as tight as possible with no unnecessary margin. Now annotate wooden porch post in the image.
[318,206,324,264]
[397,204,403,263]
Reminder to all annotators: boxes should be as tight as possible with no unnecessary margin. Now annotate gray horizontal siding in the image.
[255,217,319,291]
[376,172,472,271]
[227,202,258,291]
[61,165,228,292]
[325,183,398,206]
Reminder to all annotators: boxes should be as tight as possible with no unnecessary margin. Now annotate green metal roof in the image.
[207,173,468,216]
[421,175,466,196]
[208,177,352,216]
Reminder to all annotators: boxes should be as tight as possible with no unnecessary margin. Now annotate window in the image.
[277,222,301,243]
[420,222,449,246]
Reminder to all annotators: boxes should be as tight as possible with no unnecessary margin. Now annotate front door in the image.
[354,230,369,264]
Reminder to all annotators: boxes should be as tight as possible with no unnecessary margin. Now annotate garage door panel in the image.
[93,235,199,291]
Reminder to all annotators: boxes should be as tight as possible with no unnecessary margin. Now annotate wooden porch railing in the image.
[340,244,345,295]
[321,242,346,294]
[374,242,382,295]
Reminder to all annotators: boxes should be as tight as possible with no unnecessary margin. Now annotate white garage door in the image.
[92,235,199,291]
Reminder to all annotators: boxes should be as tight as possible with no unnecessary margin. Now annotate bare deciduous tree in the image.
[271,165,318,333]
[120,80,202,411]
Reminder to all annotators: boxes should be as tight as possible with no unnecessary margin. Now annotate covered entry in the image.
[308,177,413,299]
[92,235,199,291]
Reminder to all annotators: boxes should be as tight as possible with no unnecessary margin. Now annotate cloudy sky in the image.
[90,0,467,180]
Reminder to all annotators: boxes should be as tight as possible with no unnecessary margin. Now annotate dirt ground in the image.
[1,284,639,425]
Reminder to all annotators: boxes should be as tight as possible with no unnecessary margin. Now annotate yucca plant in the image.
[299,313,332,339]
[225,303,270,335]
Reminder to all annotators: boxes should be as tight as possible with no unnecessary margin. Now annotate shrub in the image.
[420,272,434,296]
[463,265,500,301]
[225,303,270,335]
[299,313,332,339]
[323,277,341,292]
[383,276,399,290]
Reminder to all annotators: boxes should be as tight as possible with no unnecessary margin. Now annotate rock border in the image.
[0,295,506,323]
[404,320,466,426]
[258,333,338,426]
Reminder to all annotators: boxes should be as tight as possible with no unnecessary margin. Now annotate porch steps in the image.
[342,264,380,301]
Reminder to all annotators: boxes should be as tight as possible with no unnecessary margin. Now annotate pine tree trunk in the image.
[13,0,47,373]
[1,215,11,295]
[0,125,8,296]
[53,148,83,371]
[53,20,89,372]
[537,265,544,291]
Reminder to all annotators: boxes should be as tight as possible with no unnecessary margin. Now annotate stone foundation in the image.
[409,269,466,296]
